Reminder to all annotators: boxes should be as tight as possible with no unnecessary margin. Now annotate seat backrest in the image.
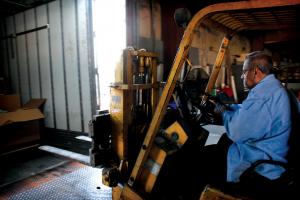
[286,89,300,178]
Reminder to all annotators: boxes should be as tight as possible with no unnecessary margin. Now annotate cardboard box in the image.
[0,95,46,154]
[0,94,21,112]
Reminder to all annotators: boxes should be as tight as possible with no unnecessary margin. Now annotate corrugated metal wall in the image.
[0,0,96,133]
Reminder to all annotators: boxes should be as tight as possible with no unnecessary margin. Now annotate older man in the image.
[154,51,292,200]
[222,51,291,182]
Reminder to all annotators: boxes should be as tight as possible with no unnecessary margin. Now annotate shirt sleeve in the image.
[228,103,241,111]
[222,97,271,143]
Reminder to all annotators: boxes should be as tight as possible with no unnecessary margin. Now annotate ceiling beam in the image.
[246,24,297,30]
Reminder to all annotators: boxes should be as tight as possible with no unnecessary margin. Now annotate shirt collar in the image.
[250,74,276,93]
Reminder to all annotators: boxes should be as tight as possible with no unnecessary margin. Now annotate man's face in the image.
[241,59,255,89]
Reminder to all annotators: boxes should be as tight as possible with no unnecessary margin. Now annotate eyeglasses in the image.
[241,69,251,78]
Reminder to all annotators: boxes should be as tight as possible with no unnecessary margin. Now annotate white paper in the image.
[202,124,226,146]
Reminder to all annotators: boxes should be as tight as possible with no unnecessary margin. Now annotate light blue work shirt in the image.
[223,74,291,182]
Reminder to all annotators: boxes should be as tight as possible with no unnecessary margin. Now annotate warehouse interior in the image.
[0,0,300,199]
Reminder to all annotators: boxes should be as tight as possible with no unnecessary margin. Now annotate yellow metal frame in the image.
[110,49,159,160]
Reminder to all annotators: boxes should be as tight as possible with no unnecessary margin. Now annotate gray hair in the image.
[245,51,273,74]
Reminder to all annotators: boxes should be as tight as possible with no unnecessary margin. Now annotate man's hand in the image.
[209,100,226,114]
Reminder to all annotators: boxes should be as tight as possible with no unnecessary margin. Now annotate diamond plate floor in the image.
[7,166,112,200]
[0,153,69,188]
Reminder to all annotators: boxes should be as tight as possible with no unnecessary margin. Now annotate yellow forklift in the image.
[90,0,300,199]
